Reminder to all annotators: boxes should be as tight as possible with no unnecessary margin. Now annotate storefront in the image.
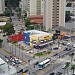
[23,30,53,48]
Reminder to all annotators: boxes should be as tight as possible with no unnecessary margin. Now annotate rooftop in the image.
[0,58,6,65]
[29,15,43,24]
[0,22,6,26]
[24,30,53,37]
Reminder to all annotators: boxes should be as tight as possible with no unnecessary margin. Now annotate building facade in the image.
[43,0,66,31]
[23,30,53,48]
[20,0,44,16]
[0,0,5,14]
[66,0,75,15]
[19,0,30,13]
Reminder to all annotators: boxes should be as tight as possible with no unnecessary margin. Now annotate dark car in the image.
[64,48,68,51]
[53,47,58,50]
[62,42,67,45]
[34,61,39,65]
[64,47,71,51]
[14,60,20,64]
[49,72,55,75]
[56,72,62,75]
[53,53,58,56]
[23,69,28,73]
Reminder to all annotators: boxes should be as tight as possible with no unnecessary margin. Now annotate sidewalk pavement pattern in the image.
[0,65,17,75]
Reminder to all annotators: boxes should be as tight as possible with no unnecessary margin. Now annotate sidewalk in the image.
[0,65,17,75]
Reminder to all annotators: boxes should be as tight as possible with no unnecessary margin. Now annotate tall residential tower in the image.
[20,0,44,16]
[0,0,5,13]
[43,0,66,31]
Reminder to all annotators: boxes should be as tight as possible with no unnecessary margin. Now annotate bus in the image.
[38,58,51,69]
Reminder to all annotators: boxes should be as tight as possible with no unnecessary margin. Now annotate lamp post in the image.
[22,46,23,61]
[15,44,16,56]
[19,44,20,58]
[9,43,12,56]
[11,44,13,55]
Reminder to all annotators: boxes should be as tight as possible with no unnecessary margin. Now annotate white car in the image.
[73,44,75,48]
[62,64,66,69]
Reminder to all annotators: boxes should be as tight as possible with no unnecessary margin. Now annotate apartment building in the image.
[66,0,75,15]
[19,0,30,13]
[0,0,5,14]
[72,1,75,15]
[43,0,66,31]
[20,0,44,16]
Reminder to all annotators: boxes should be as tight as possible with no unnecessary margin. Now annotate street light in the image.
[19,44,20,58]
[9,43,12,56]
[11,44,13,55]
[22,46,24,61]
[15,44,16,56]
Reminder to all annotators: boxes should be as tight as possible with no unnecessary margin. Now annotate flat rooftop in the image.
[0,22,6,26]
[24,30,53,37]
[0,58,6,65]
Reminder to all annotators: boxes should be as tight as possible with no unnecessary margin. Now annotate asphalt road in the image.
[2,36,34,63]
[11,12,25,32]
[1,12,75,75]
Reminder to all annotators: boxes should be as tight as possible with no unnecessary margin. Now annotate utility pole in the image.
[15,44,16,56]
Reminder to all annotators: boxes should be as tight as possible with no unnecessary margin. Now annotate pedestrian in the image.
[33,55,35,59]
[29,72,30,74]
[53,66,54,68]
[34,65,35,68]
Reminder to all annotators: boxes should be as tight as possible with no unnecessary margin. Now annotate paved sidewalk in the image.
[0,65,17,75]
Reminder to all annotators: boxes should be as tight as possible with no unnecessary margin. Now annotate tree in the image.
[0,26,4,30]
[69,53,74,63]
[25,18,32,27]
[71,64,75,74]
[3,8,14,17]
[15,8,22,19]
[0,39,3,47]
[65,62,70,75]
[3,23,15,35]
[66,3,72,7]
[52,34,58,41]
[65,11,71,22]
[5,0,21,8]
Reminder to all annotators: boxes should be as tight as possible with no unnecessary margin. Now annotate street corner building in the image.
[23,30,53,49]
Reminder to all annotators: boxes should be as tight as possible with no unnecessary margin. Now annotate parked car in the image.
[14,60,20,64]
[62,42,67,45]
[56,72,62,75]
[53,47,58,50]
[49,72,55,75]
[53,53,58,56]
[73,44,75,48]
[64,47,71,51]
[23,69,29,73]
[34,61,39,65]
[5,58,9,62]
[62,64,66,69]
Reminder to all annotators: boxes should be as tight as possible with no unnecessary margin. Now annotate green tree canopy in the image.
[25,18,32,27]
[5,0,21,8]
[3,23,15,35]
[0,39,3,47]
[66,3,72,7]
[65,11,71,22]
[3,8,14,17]
[71,64,75,74]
